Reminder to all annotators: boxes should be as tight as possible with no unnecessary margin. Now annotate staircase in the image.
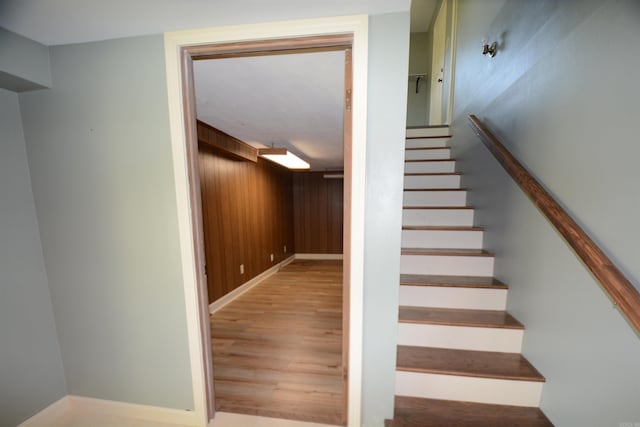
[386,127,553,426]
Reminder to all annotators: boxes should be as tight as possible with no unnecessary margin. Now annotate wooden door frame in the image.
[164,16,368,427]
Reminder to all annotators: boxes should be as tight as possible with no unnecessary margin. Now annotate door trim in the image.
[163,16,369,426]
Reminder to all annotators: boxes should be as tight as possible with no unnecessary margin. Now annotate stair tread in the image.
[404,188,467,192]
[390,396,554,427]
[404,172,460,176]
[396,346,545,382]
[403,206,473,210]
[400,274,507,289]
[398,306,523,329]
[401,248,494,257]
[405,159,455,163]
[407,125,450,129]
[402,226,483,231]
[405,147,451,151]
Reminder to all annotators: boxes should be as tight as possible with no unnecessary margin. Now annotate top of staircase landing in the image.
[406,126,451,139]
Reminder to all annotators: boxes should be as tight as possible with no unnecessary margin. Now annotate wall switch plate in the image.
[240,264,244,274]
[270,253,274,262]
[284,245,287,253]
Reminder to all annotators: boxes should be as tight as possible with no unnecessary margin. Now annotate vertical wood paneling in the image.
[293,172,344,254]
[198,142,294,303]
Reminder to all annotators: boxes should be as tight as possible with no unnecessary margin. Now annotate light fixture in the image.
[482,37,497,57]
[258,148,310,170]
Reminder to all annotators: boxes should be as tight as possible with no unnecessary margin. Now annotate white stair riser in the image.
[406,128,450,138]
[395,372,543,407]
[399,285,506,310]
[405,149,451,161]
[400,254,494,276]
[404,191,467,207]
[397,323,523,353]
[405,137,449,148]
[404,175,460,189]
[405,161,455,174]
[402,209,474,227]
[402,229,483,249]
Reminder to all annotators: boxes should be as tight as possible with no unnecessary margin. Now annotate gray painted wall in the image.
[450,0,640,425]
[362,12,409,426]
[12,11,410,423]
[0,27,51,91]
[18,35,194,410]
[0,88,67,426]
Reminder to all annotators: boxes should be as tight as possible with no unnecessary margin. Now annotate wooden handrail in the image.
[468,114,640,335]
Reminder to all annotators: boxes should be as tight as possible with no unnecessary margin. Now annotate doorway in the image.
[193,48,347,424]
[164,19,368,426]
[407,0,458,126]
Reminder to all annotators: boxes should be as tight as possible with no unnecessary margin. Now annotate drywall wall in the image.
[12,9,411,424]
[18,35,193,410]
[450,0,640,425]
[0,27,51,91]
[362,12,410,426]
[0,88,67,426]
[406,32,431,126]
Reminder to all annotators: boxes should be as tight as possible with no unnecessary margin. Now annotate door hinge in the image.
[345,89,352,112]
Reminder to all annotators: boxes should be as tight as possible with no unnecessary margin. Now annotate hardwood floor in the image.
[210,259,344,426]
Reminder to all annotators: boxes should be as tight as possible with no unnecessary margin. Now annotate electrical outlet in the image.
[270,253,274,262]
[240,264,244,274]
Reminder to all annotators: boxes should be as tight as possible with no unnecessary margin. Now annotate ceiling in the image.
[0,0,409,46]
[0,0,417,172]
[194,52,345,171]
[410,0,439,33]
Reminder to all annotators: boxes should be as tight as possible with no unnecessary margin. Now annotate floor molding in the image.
[295,253,344,260]
[209,255,296,314]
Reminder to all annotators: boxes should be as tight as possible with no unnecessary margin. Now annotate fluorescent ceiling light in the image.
[258,148,310,170]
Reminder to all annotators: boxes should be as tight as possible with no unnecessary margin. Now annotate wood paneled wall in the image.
[293,172,344,254]
[198,142,294,303]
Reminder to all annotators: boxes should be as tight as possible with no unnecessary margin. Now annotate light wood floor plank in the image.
[211,260,344,426]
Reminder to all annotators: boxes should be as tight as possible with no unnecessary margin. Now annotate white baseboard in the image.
[67,395,199,424]
[209,255,296,314]
[295,253,344,260]
[19,396,71,427]
[19,395,199,426]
